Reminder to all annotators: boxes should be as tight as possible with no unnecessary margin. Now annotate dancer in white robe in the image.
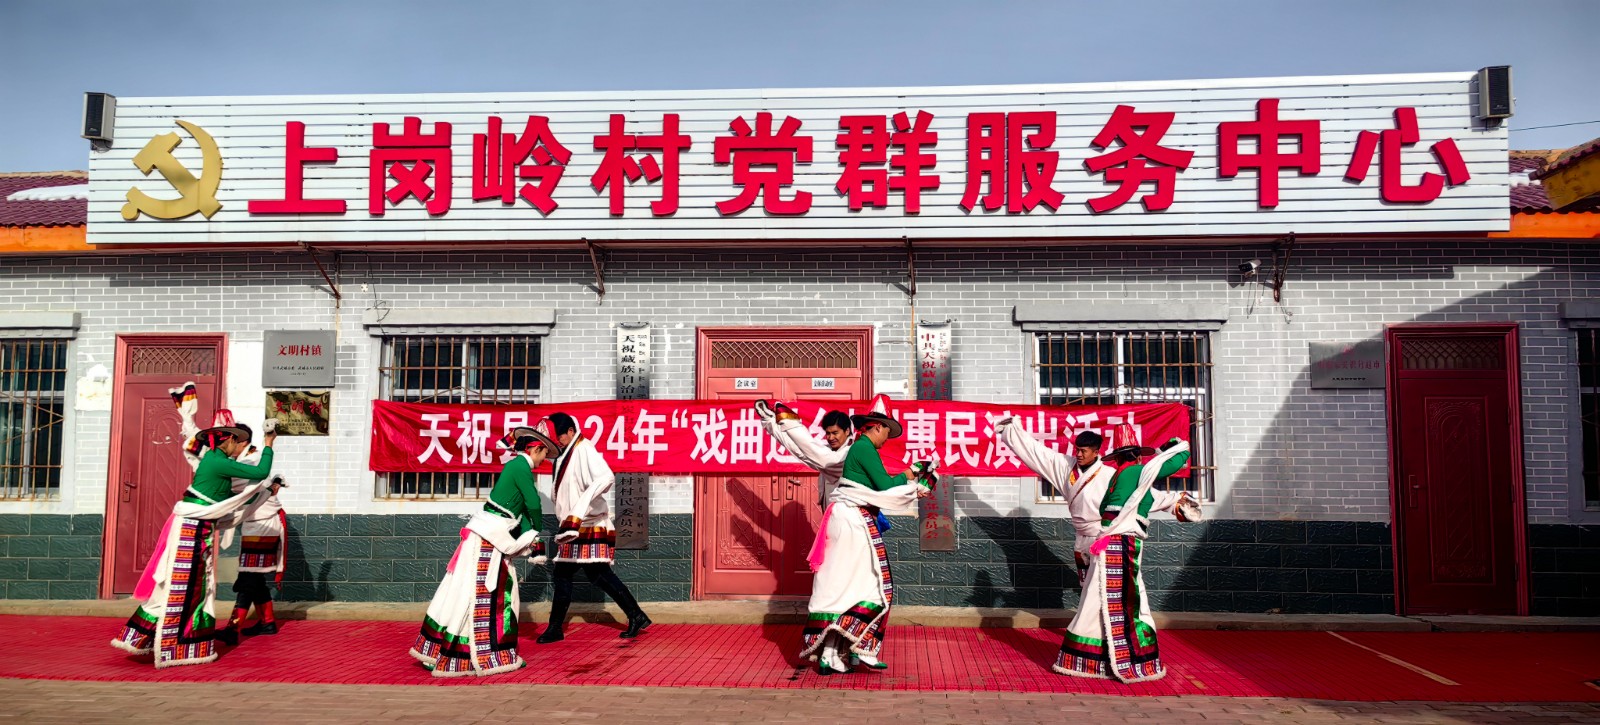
[797,404,935,675]
[110,395,275,668]
[998,419,1197,682]
[755,400,853,508]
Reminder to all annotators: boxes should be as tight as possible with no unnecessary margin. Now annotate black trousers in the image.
[548,562,644,628]
[233,571,273,608]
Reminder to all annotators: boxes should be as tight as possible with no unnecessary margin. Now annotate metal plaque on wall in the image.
[614,323,651,548]
[264,390,331,436]
[1309,341,1385,389]
[915,320,957,552]
[915,321,952,401]
[262,330,336,388]
[616,323,652,399]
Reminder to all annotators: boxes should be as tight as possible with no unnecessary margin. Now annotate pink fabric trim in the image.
[806,504,833,572]
[444,527,470,573]
[133,515,177,601]
[1089,535,1111,556]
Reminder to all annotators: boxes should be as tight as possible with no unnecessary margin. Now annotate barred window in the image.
[1579,329,1599,510]
[0,340,67,500]
[377,336,542,499]
[1034,331,1214,503]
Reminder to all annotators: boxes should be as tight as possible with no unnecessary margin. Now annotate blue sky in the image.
[1,0,1596,172]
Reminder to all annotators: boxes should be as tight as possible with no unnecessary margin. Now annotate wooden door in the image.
[694,328,871,600]
[1387,325,1526,615]
[105,336,226,595]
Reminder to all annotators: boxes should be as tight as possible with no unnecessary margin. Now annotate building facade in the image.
[2,72,1597,615]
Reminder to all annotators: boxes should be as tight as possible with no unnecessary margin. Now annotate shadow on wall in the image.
[279,523,333,602]
[961,498,1072,611]
[1179,242,1594,616]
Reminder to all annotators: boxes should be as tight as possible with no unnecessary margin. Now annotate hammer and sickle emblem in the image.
[120,120,224,221]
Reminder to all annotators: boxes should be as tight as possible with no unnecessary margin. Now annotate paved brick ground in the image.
[2,679,1599,724]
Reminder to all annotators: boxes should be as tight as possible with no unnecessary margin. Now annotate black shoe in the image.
[216,627,239,647]
[243,621,278,636]
[536,628,564,644]
[619,614,652,639]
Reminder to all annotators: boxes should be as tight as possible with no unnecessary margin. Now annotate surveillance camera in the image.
[1238,259,1261,277]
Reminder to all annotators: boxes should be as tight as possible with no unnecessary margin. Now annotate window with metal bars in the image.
[376,335,542,499]
[1033,330,1214,503]
[0,339,68,500]
[1578,329,1600,510]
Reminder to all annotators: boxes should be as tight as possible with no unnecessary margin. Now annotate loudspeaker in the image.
[1476,66,1513,120]
[82,92,117,142]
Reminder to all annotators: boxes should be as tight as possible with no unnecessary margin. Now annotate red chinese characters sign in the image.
[245,104,1474,218]
[369,397,1189,477]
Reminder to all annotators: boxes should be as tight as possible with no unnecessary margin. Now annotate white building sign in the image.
[88,72,1508,245]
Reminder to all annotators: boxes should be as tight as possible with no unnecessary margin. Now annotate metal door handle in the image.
[1407,475,1420,508]
[121,477,137,502]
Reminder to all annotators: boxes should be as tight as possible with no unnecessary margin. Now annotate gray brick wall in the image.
[0,515,102,599]
[0,241,1593,525]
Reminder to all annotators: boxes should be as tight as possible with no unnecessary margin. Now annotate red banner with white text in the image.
[369,397,1189,477]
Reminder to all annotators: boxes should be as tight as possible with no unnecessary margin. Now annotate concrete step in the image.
[6,598,1595,631]
[1410,614,1600,632]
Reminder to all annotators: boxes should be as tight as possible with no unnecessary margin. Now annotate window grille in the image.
[1578,329,1599,510]
[377,336,541,499]
[0,340,67,500]
[1034,330,1214,502]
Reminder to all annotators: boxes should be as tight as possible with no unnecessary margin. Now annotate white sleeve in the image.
[573,444,616,515]
[1000,424,1077,496]
[1149,489,1184,513]
[770,419,845,472]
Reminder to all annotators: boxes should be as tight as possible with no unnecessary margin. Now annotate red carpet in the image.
[5,615,1598,701]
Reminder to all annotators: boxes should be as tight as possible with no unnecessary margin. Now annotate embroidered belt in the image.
[484,499,523,525]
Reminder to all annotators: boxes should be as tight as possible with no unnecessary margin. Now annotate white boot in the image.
[853,651,887,670]
[820,643,848,674]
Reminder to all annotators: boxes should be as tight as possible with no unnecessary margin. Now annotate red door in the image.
[694,328,871,600]
[104,336,226,595]
[1387,325,1526,615]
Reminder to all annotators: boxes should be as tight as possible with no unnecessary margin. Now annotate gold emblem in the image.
[120,120,223,221]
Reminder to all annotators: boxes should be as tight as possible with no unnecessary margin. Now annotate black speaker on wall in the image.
[82,92,116,143]
[1476,66,1513,120]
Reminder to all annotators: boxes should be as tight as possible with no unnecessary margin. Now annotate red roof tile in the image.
[1511,183,1553,212]
[0,172,87,227]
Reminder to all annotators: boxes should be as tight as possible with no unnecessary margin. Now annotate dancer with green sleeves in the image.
[798,399,935,675]
[998,419,1196,683]
[410,419,557,677]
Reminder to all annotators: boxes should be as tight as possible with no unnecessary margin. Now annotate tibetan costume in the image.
[110,444,274,668]
[1045,429,1192,683]
[759,404,846,508]
[799,431,930,669]
[230,472,288,634]
[539,431,649,642]
[999,427,1122,588]
[411,447,545,677]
